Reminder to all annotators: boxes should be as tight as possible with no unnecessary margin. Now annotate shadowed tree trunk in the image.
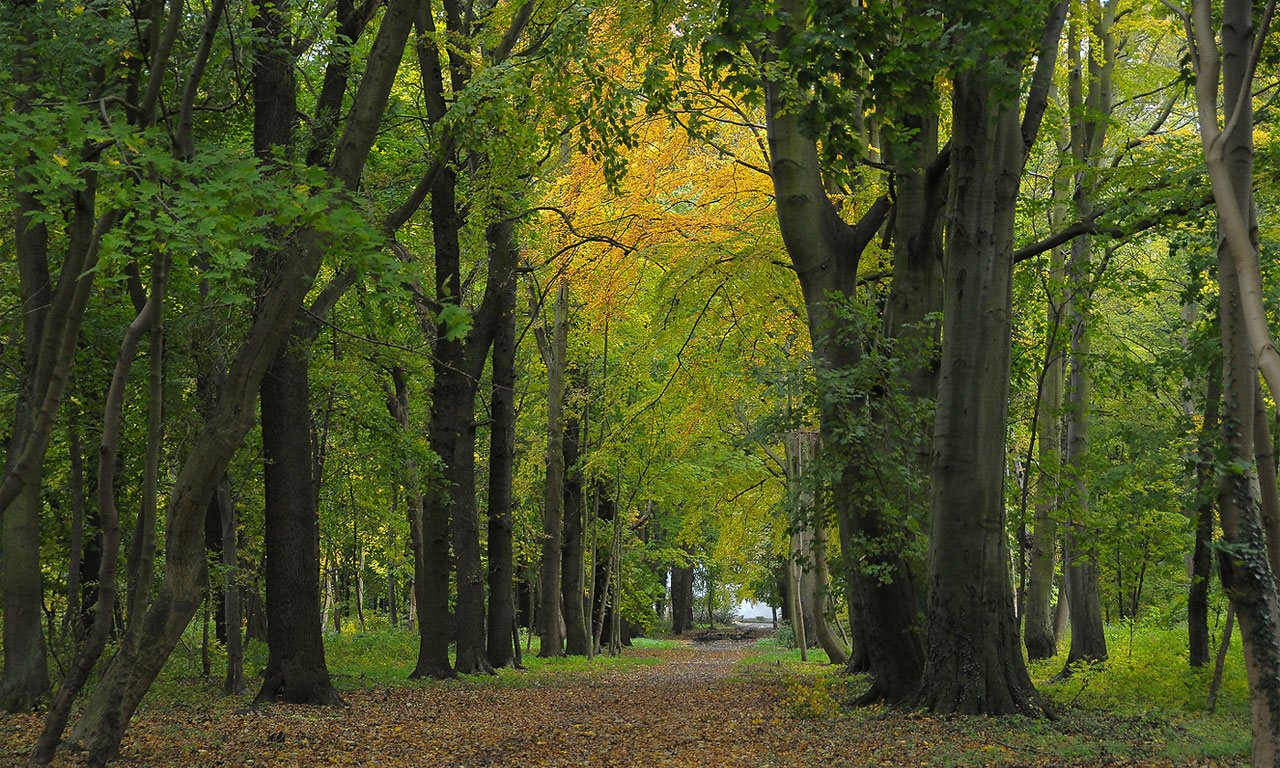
[536,282,570,657]
[1188,369,1219,667]
[486,217,519,670]
[563,407,591,655]
[257,344,341,704]
[753,0,922,702]
[255,0,385,703]
[217,475,244,695]
[0,0,61,711]
[671,563,694,635]
[914,2,1067,714]
[251,0,340,705]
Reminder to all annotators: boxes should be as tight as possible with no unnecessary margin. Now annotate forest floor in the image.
[0,625,1252,767]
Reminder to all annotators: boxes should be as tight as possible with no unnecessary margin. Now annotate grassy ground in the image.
[738,620,1250,766]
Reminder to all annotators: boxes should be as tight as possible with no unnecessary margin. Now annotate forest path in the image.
[1,636,1227,767]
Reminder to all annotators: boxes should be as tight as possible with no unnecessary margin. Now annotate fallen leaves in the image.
[0,642,1248,767]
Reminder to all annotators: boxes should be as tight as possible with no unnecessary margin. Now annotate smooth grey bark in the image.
[915,1,1067,717]
[1060,3,1115,673]
[917,69,1040,715]
[536,282,570,657]
[1183,0,1280,749]
[759,0,916,702]
[785,430,844,661]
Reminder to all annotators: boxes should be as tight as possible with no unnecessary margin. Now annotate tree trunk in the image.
[915,63,1045,717]
[1060,4,1115,674]
[64,412,86,640]
[1024,118,1070,663]
[33,254,168,764]
[486,217,519,669]
[671,564,694,635]
[124,315,165,645]
[450,382,491,674]
[563,411,591,655]
[218,475,244,695]
[250,0,345,703]
[0,9,53,699]
[761,0,921,702]
[1189,368,1221,667]
[537,282,570,657]
[810,516,847,664]
[1197,1,1280,760]
[256,344,342,704]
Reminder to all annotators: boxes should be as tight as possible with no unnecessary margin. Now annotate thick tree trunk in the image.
[0,473,49,712]
[761,0,920,702]
[1198,2,1280,761]
[671,564,694,635]
[537,282,570,657]
[563,412,591,655]
[0,2,53,709]
[416,141,509,675]
[486,218,519,669]
[915,66,1044,717]
[451,384,491,675]
[251,0,339,703]
[256,345,341,704]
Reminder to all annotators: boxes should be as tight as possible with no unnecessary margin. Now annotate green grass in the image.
[728,620,1251,766]
[143,625,666,706]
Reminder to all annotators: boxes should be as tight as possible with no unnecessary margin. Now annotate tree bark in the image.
[32,253,168,765]
[537,282,570,657]
[563,410,591,655]
[0,0,58,710]
[759,0,919,702]
[671,563,694,635]
[218,476,244,695]
[1190,365,1222,668]
[250,0,340,705]
[915,62,1045,717]
[1194,1,1280,760]
[486,217,519,669]
[256,344,341,704]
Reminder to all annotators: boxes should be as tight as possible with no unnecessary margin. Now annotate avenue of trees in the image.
[4,0,1280,765]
